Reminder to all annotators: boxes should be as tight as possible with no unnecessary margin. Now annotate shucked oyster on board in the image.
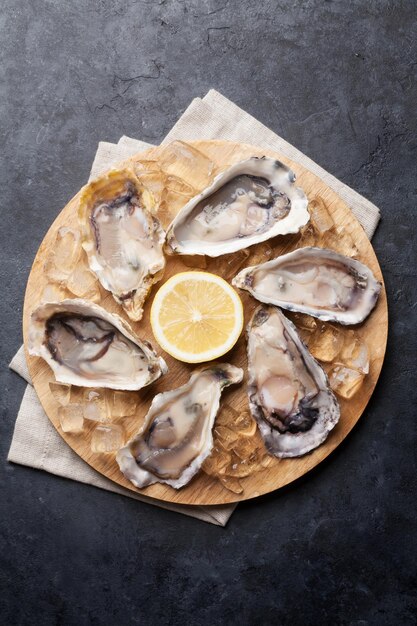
[78,168,165,322]
[117,363,243,489]
[247,305,340,458]
[165,157,309,257]
[28,299,167,390]
[233,247,381,325]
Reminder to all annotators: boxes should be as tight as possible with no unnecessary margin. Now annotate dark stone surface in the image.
[1,1,416,624]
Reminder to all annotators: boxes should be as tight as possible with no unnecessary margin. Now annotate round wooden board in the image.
[23,140,388,506]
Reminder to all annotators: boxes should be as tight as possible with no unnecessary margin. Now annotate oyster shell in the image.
[233,247,381,325]
[78,168,165,321]
[165,157,309,257]
[117,363,243,489]
[247,306,340,457]
[28,299,167,390]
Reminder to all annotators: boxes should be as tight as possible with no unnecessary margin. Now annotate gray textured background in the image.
[1,1,416,624]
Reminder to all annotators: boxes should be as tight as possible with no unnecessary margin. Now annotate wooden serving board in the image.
[23,140,388,506]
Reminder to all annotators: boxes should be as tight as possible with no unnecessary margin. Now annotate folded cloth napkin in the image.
[8,90,381,526]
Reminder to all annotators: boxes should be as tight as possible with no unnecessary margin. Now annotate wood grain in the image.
[23,140,388,506]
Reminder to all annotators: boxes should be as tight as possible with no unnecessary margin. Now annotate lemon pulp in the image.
[150,271,244,363]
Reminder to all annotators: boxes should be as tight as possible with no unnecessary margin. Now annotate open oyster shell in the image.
[117,363,243,489]
[165,157,309,257]
[28,299,167,390]
[78,168,165,321]
[233,247,381,325]
[247,305,340,458]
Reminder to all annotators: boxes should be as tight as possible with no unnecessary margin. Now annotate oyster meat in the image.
[165,157,309,257]
[117,363,243,489]
[247,306,340,457]
[233,247,381,325]
[79,168,165,321]
[28,299,167,389]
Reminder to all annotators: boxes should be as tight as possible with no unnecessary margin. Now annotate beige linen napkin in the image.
[8,90,380,526]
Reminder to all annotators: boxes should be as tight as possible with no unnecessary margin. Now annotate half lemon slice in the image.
[150,271,244,363]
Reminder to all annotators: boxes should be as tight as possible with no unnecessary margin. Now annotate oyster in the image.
[117,363,243,489]
[247,306,340,457]
[165,157,309,257]
[79,168,165,321]
[233,247,381,325]
[28,299,167,390]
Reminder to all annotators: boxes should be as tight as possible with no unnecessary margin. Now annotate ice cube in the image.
[49,381,71,406]
[217,406,257,439]
[41,283,70,303]
[338,227,359,258]
[214,425,240,451]
[231,438,258,462]
[58,404,84,433]
[55,227,81,266]
[83,389,111,423]
[136,170,165,204]
[328,365,364,399]
[297,327,315,346]
[149,161,198,225]
[233,411,257,438]
[216,404,239,428]
[202,446,231,476]
[91,424,124,453]
[340,333,370,374]
[69,386,84,404]
[44,228,81,282]
[134,159,162,173]
[219,475,244,494]
[324,227,359,258]
[210,249,250,280]
[108,390,138,418]
[310,197,334,234]
[308,323,344,362]
[159,188,192,229]
[224,453,254,478]
[44,258,66,284]
[165,174,197,198]
[158,141,215,189]
[67,264,101,302]
[298,222,319,247]
[289,312,318,332]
